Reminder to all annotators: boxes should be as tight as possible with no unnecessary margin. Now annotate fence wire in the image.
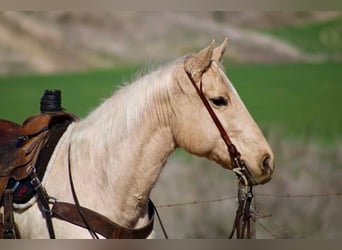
[156,195,236,208]
[155,191,342,239]
[255,192,342,198]
[156,191,342,208]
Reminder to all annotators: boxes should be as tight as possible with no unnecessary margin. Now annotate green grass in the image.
[227,62,342,143]
[1,62,341,143]
[262,17,342,55]
[0,66,139,122]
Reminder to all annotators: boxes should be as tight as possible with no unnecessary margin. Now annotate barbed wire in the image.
[255,192,342,198]
[256,220,281,239]
[156,195,236,208]
[156,191,342,239]
[156,191,342,208]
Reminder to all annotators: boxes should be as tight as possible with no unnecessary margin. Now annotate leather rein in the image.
[185,64,256,239]
[7,64,257,239]
[58,64,257,239]
[18,129,156,239]
[60,142,166,239]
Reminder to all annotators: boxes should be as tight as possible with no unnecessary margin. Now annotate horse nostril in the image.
[261,155,272,175]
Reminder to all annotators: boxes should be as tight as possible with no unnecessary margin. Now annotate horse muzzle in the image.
[232,156,274,186]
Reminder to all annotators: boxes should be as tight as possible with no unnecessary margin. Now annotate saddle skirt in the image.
[0,112,77,203]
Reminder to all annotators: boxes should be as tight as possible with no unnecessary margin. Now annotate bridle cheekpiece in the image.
[184,63,256,238]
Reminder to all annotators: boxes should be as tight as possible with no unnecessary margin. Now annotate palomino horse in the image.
[13,39,274,238]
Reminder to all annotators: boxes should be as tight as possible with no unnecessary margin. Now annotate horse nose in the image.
[260,154,274,176]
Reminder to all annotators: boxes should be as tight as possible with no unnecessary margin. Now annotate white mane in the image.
[76,61,179,149]
[41,60,183,232]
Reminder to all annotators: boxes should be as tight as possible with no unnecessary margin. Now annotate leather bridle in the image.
[184,65,257,186]
[185,64,256,238]
[32,64,257,239]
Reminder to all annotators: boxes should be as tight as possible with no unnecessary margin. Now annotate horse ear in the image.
[185,40,215,80]
[212,37,228,63]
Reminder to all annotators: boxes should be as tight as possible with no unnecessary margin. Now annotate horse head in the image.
[171,39,274,185]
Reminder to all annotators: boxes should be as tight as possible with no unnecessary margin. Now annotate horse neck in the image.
[68,65,177,227]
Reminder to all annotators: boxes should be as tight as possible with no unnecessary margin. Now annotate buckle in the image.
[26,165,36,175]
[232,167,249,186]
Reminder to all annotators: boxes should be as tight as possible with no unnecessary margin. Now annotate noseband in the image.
[185,65,256,238]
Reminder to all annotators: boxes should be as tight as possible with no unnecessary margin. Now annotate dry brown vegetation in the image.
[0,12,339,74]
[151,132,342,238]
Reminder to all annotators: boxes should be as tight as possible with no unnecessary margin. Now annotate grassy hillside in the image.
[227,62,342,143]
[263,17,342,55]
[1,62,341,143]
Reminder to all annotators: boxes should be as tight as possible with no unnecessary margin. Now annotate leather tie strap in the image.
[228,184,254,239]
[51,200,155,239]
[27,166,56,239]
[3,189,16,239]
[66,142,155,239]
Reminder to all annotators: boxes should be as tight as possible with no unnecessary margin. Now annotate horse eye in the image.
[210,96,228,107]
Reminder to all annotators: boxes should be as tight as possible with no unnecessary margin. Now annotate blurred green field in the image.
[0,62,341,143]
[227,62,342,143]
[0,66,139,122]
[263,17,342,55]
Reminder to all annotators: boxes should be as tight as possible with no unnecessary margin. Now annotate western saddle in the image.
[0,90,156,239]
[0,90,77,238]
